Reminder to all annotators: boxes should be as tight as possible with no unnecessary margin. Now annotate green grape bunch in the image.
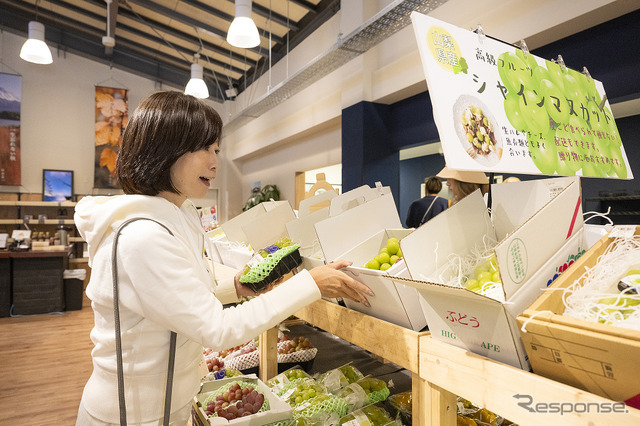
[364,238,403,271]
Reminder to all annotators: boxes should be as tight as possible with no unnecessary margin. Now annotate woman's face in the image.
[165,142,219,205]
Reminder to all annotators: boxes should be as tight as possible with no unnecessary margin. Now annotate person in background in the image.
[436,166,489,204]
[74,91,373,425]
[405,176,450,228]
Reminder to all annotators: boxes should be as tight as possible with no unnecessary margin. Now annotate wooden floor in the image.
[0,295,94,425]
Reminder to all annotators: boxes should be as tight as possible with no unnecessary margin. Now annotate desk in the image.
[4,250,69,316]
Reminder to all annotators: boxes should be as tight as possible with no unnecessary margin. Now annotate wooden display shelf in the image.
[419,335,640,425]
[0,219,75,225]
[259,299,430,424]
[258,299,640,425]
[0,201,77,207]
[69,257,89,264]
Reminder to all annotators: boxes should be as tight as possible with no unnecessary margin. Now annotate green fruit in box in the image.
[477,271,493,283]
[375,253,390,265]
[365,259,381,270]
[380,263,391,271]
[464,279,481,292]
[474,263,490,279]
[385,241,400,256]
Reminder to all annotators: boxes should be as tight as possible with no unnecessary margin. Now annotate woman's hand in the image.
[309,260,374,307]
[233,272,283,299]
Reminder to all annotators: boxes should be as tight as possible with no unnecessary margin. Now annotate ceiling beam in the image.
[124,0,271,57]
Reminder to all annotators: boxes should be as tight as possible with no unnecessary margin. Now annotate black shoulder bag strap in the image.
[112,217,177,426]
[419,195,439,226]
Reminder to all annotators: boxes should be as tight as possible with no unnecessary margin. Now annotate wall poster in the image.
[94,85,128,188]
[0,72,21,186]
[411,13,632,179]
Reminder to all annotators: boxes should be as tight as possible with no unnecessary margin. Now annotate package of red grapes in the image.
[193,374,292,425]
[276,336,318,364]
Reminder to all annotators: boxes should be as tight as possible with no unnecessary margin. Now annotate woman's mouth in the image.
[200,177,210,186]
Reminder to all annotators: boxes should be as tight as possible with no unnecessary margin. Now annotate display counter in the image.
[2,249,70,316]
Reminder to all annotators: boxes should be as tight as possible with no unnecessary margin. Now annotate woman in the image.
[74,91,373,425]
[405,176,450,228]
[436,166,489,204]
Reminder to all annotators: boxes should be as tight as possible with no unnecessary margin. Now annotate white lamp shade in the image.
[184,63,209,99]
[20,21,53,64]
[226,0,260,48]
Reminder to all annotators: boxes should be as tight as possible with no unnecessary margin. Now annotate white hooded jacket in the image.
[74,194,320,423]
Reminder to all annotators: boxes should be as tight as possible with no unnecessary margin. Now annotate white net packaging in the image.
[440,235,505,302]
[563,234,640,330]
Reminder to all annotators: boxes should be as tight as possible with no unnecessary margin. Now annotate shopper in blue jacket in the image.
[405,176,450,228]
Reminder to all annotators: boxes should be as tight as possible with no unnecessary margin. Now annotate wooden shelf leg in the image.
[413,373,457,426]
[259,326,278,382]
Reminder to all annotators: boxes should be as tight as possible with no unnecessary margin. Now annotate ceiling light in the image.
[184,56,209,99]
[20,21,53,64]
[226,0,260,48]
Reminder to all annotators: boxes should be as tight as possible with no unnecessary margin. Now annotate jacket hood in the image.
[74,195,191,263]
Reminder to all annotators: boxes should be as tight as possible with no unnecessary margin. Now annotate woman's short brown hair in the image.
[424,176,442,194]
[117,91,223,195]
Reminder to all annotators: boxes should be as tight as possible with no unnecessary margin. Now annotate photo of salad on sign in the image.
[410,12,632,179]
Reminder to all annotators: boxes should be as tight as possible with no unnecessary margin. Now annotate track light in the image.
[226,0,260,48]
[184,55,209,99]
[20,21,53,64]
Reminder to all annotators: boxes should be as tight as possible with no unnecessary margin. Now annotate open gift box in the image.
[392,176,587,369]
[285,190,337,271]
[313,184,427,331]
[517,225,640,405]
[192,375,291,425]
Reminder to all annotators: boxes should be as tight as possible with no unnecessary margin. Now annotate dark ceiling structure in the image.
[0,0,340,102]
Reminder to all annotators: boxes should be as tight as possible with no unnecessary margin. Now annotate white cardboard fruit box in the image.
[220,201,290,245]
[192,375,291,426]
[285,190,337,271]
[313,184,427,331]
[392,176,587,368]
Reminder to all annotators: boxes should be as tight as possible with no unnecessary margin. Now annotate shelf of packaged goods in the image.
[419,335,640,425]
[0,219,75,225]
[68,236,84,243]
[264,299,431,425]
[0,201,77,207]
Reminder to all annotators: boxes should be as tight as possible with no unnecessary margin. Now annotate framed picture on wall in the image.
[42,169,74,202]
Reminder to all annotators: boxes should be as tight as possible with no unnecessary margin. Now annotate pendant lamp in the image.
[226,0,260,48]
[20,21,53,64]
[184,55,209,99]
